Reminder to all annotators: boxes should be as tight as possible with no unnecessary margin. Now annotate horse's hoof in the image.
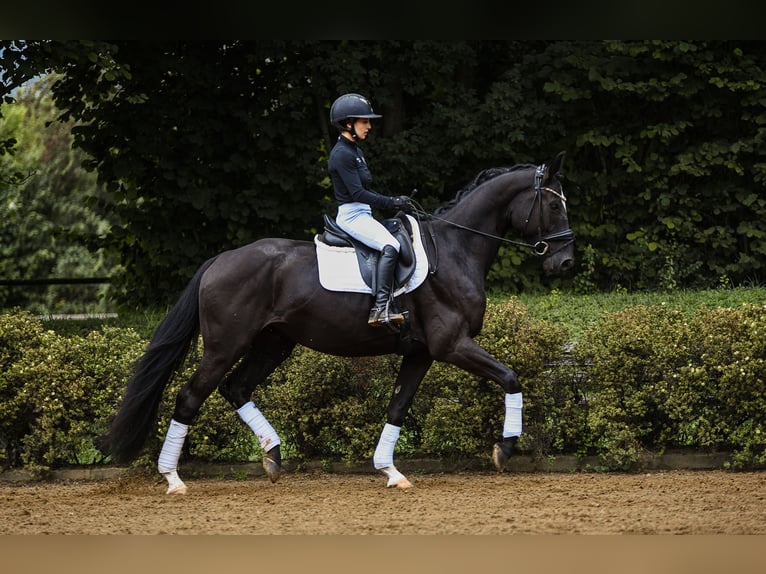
[167,484,188,495]
[263,454,282,484]
[379,465,412,489]
[162,470,187,494]
[493,437,519,471]
[492,443,508,471]
[493,438,518,471]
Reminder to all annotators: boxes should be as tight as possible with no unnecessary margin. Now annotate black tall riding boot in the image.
[368,245,406,327]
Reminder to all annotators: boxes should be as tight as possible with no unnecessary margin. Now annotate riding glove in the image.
[390,195,413,213]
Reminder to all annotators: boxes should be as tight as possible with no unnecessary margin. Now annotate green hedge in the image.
[1,299,764,475]
[0,310,145,475]
[576,303,766,470]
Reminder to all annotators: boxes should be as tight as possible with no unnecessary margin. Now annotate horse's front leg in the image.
[438,336,522,471]
[373,351,433,489]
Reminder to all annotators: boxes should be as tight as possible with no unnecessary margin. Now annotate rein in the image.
[410,163,575,274]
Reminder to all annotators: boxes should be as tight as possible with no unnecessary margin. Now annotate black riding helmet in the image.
[330,93,382,136]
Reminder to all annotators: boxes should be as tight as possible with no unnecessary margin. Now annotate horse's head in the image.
[430,153,575,276]
[511,151,575,275]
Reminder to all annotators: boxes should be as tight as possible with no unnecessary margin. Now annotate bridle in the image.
[411,163,575,273]
[524,164,576,256]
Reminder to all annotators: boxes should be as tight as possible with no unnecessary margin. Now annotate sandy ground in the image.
[1,469,764,535]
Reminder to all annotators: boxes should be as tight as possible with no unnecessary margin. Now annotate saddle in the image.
[318,213,417,292]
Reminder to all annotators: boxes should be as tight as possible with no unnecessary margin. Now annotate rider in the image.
[328,93,412,327]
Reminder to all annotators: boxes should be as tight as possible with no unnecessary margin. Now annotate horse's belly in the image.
[275,322,398,357]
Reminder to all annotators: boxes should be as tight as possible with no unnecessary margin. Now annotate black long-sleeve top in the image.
[328,136,395,210]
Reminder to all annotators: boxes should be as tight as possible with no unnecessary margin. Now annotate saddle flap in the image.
[383,215,414,267]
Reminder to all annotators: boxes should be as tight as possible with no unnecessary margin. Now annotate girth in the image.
[319,213,417,291]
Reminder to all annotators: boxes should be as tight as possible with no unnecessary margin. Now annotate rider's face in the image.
[352,118,372,140]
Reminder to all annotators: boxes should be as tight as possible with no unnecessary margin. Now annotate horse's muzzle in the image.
[543,253,575,275]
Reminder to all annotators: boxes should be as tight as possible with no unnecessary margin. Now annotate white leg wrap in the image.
[237,401,281,452]
[157,419,188,473]
[503,392,523,438]
[373,423,401,470]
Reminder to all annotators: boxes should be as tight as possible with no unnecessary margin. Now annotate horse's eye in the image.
[549,201,561,212]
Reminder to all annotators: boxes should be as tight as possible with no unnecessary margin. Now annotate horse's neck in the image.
[449,173,527,239]
[440,173,527,273]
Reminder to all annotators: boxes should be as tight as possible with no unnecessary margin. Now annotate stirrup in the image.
[368,305,406,327]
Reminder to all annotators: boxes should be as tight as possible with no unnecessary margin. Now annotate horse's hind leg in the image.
[218,329,296,483]
[373,350,433,489]
[158,346,241,494]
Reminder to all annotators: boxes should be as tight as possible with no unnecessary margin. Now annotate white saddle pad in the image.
[315,215,429,295]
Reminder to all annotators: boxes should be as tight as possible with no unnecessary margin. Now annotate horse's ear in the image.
[548,151,566,178]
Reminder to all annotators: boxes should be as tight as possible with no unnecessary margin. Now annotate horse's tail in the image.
[103,256,218,463]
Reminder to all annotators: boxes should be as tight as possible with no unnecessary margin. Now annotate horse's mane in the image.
[433,163,536,215]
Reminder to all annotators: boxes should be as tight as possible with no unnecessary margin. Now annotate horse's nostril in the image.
[560,258,574,272]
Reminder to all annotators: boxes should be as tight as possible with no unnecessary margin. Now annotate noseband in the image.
[412,163,575,259]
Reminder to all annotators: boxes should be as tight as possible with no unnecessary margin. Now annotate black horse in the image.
[104,152,575,493]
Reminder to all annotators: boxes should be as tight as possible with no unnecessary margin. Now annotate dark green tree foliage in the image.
[3,42,337,304]
[541,41,766,290]
[1,41,764,305]
[0,74,113,311]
